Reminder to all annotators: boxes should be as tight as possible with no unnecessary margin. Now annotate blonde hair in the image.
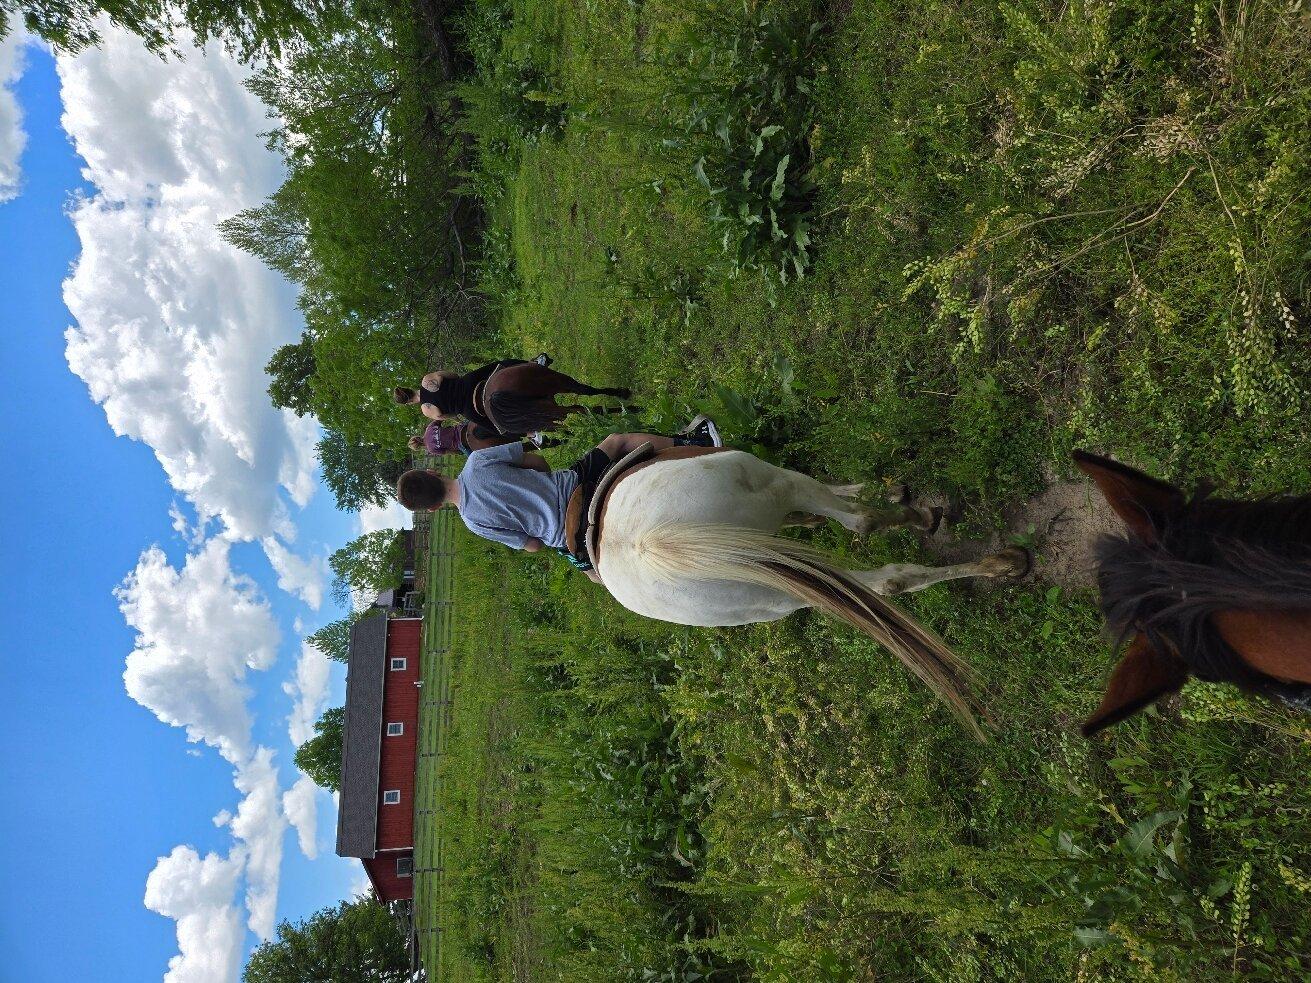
[408,435,425,452]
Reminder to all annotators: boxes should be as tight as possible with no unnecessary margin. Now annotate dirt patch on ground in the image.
[918,467,1122,588]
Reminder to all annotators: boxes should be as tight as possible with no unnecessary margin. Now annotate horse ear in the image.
[1072,450,1185,544]
[1082,634,1188,737]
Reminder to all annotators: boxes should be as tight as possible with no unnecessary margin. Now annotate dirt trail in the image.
[918,467,1122,588]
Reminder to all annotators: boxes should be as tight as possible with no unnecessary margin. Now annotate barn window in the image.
[382,790,401,805]
[396,857,414,878]
[386,722,404,736]
[390,658,407,671]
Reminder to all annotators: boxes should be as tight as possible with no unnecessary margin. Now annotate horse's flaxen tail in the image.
[632,522,987,740]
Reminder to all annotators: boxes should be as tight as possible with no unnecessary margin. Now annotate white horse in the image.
[592,450,1028,737]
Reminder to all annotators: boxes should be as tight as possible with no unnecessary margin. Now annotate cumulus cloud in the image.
[358,499,411,536]
[230,749,286,939]
[144,846,245,983]
[282,776,320,860]
[117,539,295,949]
[118,538,279,764]
[349,870,375,900]
[56,24,340,979]
[145,749,289,981]
[58,27,317,544]
[262,536,327,610]
[284,640,331,748]
[281,638,332,862]
[0,28,27,202]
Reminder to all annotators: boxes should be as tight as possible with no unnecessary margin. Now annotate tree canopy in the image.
[219,10,482,451]
[243,896,411,983]
[294,706,344,792]
[307,615,354,664]
[329,530,406,606]
[318,428,409,513]
[1,0,343,60]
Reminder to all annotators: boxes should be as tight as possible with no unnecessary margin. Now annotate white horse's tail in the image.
[631,522,987,740]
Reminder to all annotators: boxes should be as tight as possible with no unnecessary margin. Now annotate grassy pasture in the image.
[419,0,1311,979]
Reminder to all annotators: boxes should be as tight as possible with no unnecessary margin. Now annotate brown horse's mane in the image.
[1094,488,1311,709]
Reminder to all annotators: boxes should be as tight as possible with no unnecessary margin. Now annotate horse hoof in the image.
[984,546,1032,580]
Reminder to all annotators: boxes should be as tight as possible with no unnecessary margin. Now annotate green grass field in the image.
[417,0,1311,979]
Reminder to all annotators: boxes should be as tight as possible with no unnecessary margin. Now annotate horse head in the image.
[1073,450,1311,736]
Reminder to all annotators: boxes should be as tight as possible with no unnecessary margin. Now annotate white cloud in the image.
[282,776,320,860]
[169,502,189,537]
[118,537,279,764]
[358,499,410,536]
[117,537,296,942]
[144,846,245,983]
[145,749,290,982]
[230,749,286,940]
[58,27,318,544]
[262,536,326,610]
[283,640,331,748]
[0,28,27,202]
[350,870,374,900]
[54,24,348,978]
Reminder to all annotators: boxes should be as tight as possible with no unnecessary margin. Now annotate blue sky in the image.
[0,34,391,982]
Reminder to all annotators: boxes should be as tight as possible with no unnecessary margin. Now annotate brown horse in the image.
[479,362,633,434]
[1073,450,1311,736]
[398,360,633,434]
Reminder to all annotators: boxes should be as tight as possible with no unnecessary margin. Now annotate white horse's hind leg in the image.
[827,482,864,499]
[853,547,1030,596]
[783,471,933,535]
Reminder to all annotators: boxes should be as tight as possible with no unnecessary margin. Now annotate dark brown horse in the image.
[480,362,633,434]
[397,359,633,434]
[1073,450,1311,736]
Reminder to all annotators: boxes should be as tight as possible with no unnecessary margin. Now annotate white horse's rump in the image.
[594,451,1026,736]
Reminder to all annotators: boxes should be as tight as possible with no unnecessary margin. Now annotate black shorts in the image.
[568,448,612,487]
[564,449,613,567]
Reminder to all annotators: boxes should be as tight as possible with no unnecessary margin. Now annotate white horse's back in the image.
[597,452,803,625]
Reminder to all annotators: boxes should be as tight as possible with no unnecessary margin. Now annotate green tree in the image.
[264,334,317,417]
[318,428,408,513]
[221,11,480,449]
[243,896,410,983]
[1,0,343,60]
[307,615,354,663]
[294,706,344,792]
[329,530,405,605]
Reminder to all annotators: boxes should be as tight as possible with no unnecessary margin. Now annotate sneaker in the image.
[680,414,723,447]
[528,431,546,448]
[533,352,553,367]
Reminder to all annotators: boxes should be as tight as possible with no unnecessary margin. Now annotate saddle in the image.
[471,366,502,428]
[565,443,731,568]
[475,360,531,433]
[563,442,654,568]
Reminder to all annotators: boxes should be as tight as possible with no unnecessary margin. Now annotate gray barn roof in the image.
[335,615,390,859]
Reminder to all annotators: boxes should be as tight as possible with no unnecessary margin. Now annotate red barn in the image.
[335,615,422,901]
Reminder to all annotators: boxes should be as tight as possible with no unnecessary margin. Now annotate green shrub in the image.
[663,2,825,283]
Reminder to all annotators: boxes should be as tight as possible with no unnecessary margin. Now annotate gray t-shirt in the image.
[456,442,579,550]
